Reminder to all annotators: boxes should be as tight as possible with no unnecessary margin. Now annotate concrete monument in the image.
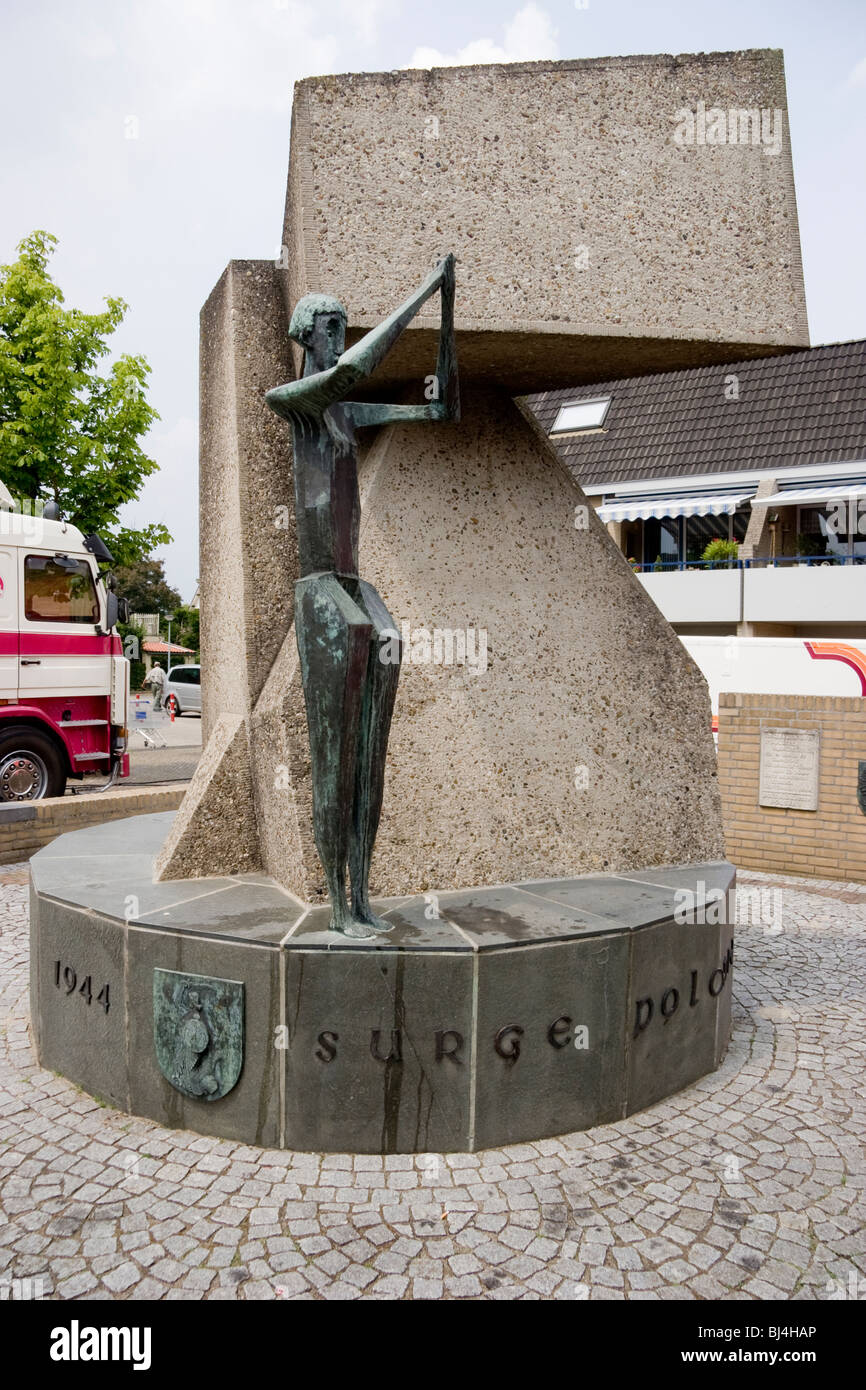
[31,51,808,1151]
[155,50,805,900]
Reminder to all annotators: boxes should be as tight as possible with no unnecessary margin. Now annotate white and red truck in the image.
[0,497,130,801]
[682,636,866,733]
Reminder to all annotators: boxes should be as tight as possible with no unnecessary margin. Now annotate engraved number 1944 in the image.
[53,960,110,1013]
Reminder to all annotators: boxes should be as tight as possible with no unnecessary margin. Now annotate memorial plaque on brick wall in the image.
[759,728,820,811]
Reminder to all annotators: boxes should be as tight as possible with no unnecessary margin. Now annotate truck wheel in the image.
[0,727,66,801]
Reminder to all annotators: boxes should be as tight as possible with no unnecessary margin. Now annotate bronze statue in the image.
[266,256,458,938]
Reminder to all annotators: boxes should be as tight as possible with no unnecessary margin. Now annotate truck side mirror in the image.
[106,592,119,629]
[118,597,130,623]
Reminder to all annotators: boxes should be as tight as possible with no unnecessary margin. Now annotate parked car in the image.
[164,664,201,716]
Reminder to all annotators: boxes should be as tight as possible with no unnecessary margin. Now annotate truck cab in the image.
[0,500,129,800]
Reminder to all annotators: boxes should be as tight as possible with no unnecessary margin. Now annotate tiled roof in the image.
[143,641,194,654]
[524,340,866,492]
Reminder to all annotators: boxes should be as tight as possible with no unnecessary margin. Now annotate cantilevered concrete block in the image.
[282,51,808,394]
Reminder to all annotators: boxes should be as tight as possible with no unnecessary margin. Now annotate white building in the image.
[527,339,866,642]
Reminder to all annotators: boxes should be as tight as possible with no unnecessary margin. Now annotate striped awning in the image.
[598,493,752,524]
[750,483,866,507]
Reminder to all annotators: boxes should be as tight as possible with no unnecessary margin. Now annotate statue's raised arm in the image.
[339,255,453,384]
[265,256,456,423]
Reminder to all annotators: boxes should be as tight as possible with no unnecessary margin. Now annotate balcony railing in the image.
[631,555,866,572]
[634,555,866,624]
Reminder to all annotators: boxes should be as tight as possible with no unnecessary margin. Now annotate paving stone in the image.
[364,1225,392,1246]
[658,1258,698,1284]
[411,1276,442,1298]
[613,1246,644,1271]
[368,1274,410,1298]
[342,1239,376,1263]
[127,1277,171,1299]
[100,1262,141,1293]
[475,1241,512,1267]
[54,1271,98,1298]
[445,1274,483,1298]
[315,1250,350,1276]
[273,1272,309,1298]
[505,1254,544,1279]
[206,1248,236,1269]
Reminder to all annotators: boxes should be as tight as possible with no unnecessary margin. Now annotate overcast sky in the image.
[2,0,864,600]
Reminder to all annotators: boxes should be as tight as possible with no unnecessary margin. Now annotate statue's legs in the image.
[347,578,403,932]
[295,573,376,939]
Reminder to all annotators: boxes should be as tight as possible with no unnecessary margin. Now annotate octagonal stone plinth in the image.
[30,814,734,1153]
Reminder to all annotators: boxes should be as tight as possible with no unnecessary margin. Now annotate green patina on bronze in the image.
[266,256,459,938]
[153,969,244,1101]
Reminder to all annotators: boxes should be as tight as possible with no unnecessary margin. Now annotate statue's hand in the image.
[437,253,455,294]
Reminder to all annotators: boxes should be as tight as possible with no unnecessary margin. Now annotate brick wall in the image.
[718,693,866,882]
[0,784,185,864]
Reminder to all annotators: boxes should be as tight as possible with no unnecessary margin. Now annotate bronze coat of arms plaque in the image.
[153,969,244,1101]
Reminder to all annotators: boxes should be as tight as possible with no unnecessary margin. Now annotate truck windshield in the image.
[24,555,99,624]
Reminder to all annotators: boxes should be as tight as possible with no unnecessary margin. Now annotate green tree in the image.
[118,619,147,691]
[173,604,200,658]
[113,556,182,615]
[0,229,171,564]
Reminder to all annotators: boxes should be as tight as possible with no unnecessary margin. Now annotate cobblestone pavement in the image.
[1,865,864,1301]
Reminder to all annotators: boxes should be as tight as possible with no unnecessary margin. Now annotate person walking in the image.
[145,661,167,712]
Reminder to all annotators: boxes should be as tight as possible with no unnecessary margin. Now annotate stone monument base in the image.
[29,814,734,1153]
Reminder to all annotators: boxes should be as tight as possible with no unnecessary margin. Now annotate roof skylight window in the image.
[550,398,611,434]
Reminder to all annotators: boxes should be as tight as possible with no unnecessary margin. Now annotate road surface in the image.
[71,706,202,794]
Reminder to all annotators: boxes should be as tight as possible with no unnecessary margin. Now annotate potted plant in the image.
[795,533,825,565]
[701,538,740,568]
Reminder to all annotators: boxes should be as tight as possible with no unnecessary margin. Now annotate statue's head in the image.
[289,293,347,372]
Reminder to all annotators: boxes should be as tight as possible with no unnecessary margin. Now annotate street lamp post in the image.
[164,612,174,668]
[162,613,175,716]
